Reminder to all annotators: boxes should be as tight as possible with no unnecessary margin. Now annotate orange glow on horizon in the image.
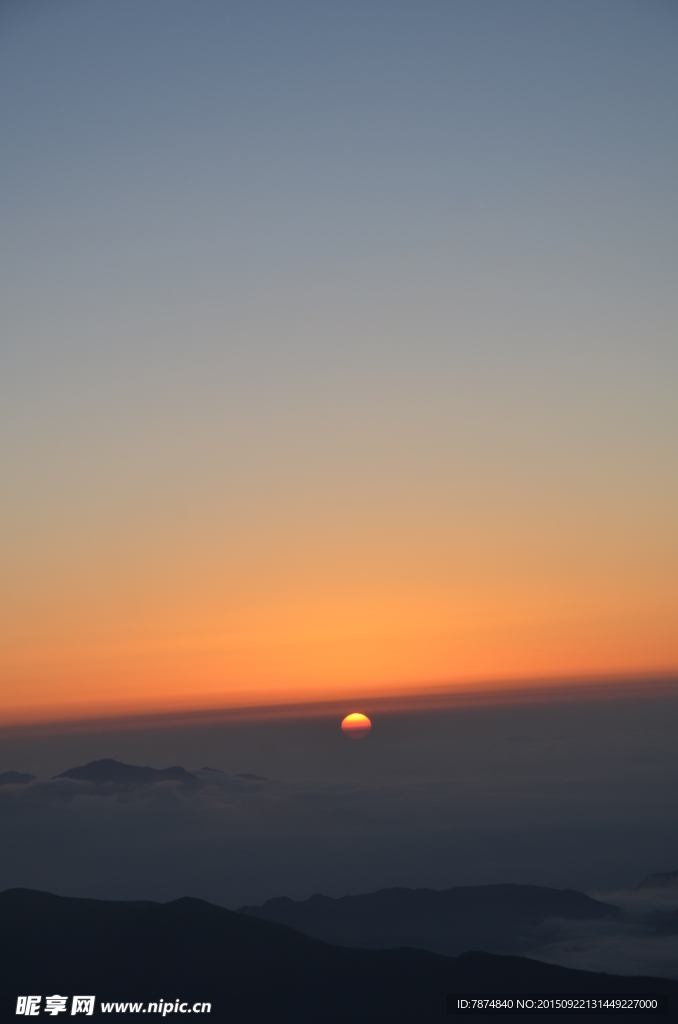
[3,509,678,728]
[1,667,677,733]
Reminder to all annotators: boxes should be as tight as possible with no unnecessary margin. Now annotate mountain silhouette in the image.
[638,869,678,890]
[1,889,674,1023]
[53,758,199,787]
[238,884,619,956]
[0,771,36,785]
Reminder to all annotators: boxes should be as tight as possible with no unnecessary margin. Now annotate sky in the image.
[1,0,677,724]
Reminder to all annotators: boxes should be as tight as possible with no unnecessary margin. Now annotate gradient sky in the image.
[1,0,677,723]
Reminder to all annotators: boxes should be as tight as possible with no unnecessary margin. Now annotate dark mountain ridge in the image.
[638,869,678,890]
[239,883,619,957]
[1,888,674,1023]
[53,758,200,787]
[0,770,35,785]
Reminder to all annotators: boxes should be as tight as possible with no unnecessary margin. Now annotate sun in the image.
[341,713,372,739]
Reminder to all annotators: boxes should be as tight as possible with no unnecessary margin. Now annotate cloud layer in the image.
[2,696,678,977]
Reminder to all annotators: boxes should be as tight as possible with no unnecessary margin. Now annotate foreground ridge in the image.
[1,888,676,1022]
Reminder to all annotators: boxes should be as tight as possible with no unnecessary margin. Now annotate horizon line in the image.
[2,669,677,737]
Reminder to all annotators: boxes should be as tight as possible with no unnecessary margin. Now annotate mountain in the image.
[0,771,36,785]
[637,869,678,890]
[53,758,200,787]
[0,889,674,1023]
[238,884,619,957]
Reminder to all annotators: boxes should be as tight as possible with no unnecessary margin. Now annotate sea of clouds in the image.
[2,695,678,978]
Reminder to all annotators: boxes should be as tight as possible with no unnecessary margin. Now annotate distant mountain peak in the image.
[0,771,36,786]
[238,883,619,958]
[637,869,678,890]
[53,759,199,787]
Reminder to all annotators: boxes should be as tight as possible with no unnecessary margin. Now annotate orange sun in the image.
[341,712,372,739]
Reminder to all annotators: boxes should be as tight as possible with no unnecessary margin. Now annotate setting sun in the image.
[341,713,372,738]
